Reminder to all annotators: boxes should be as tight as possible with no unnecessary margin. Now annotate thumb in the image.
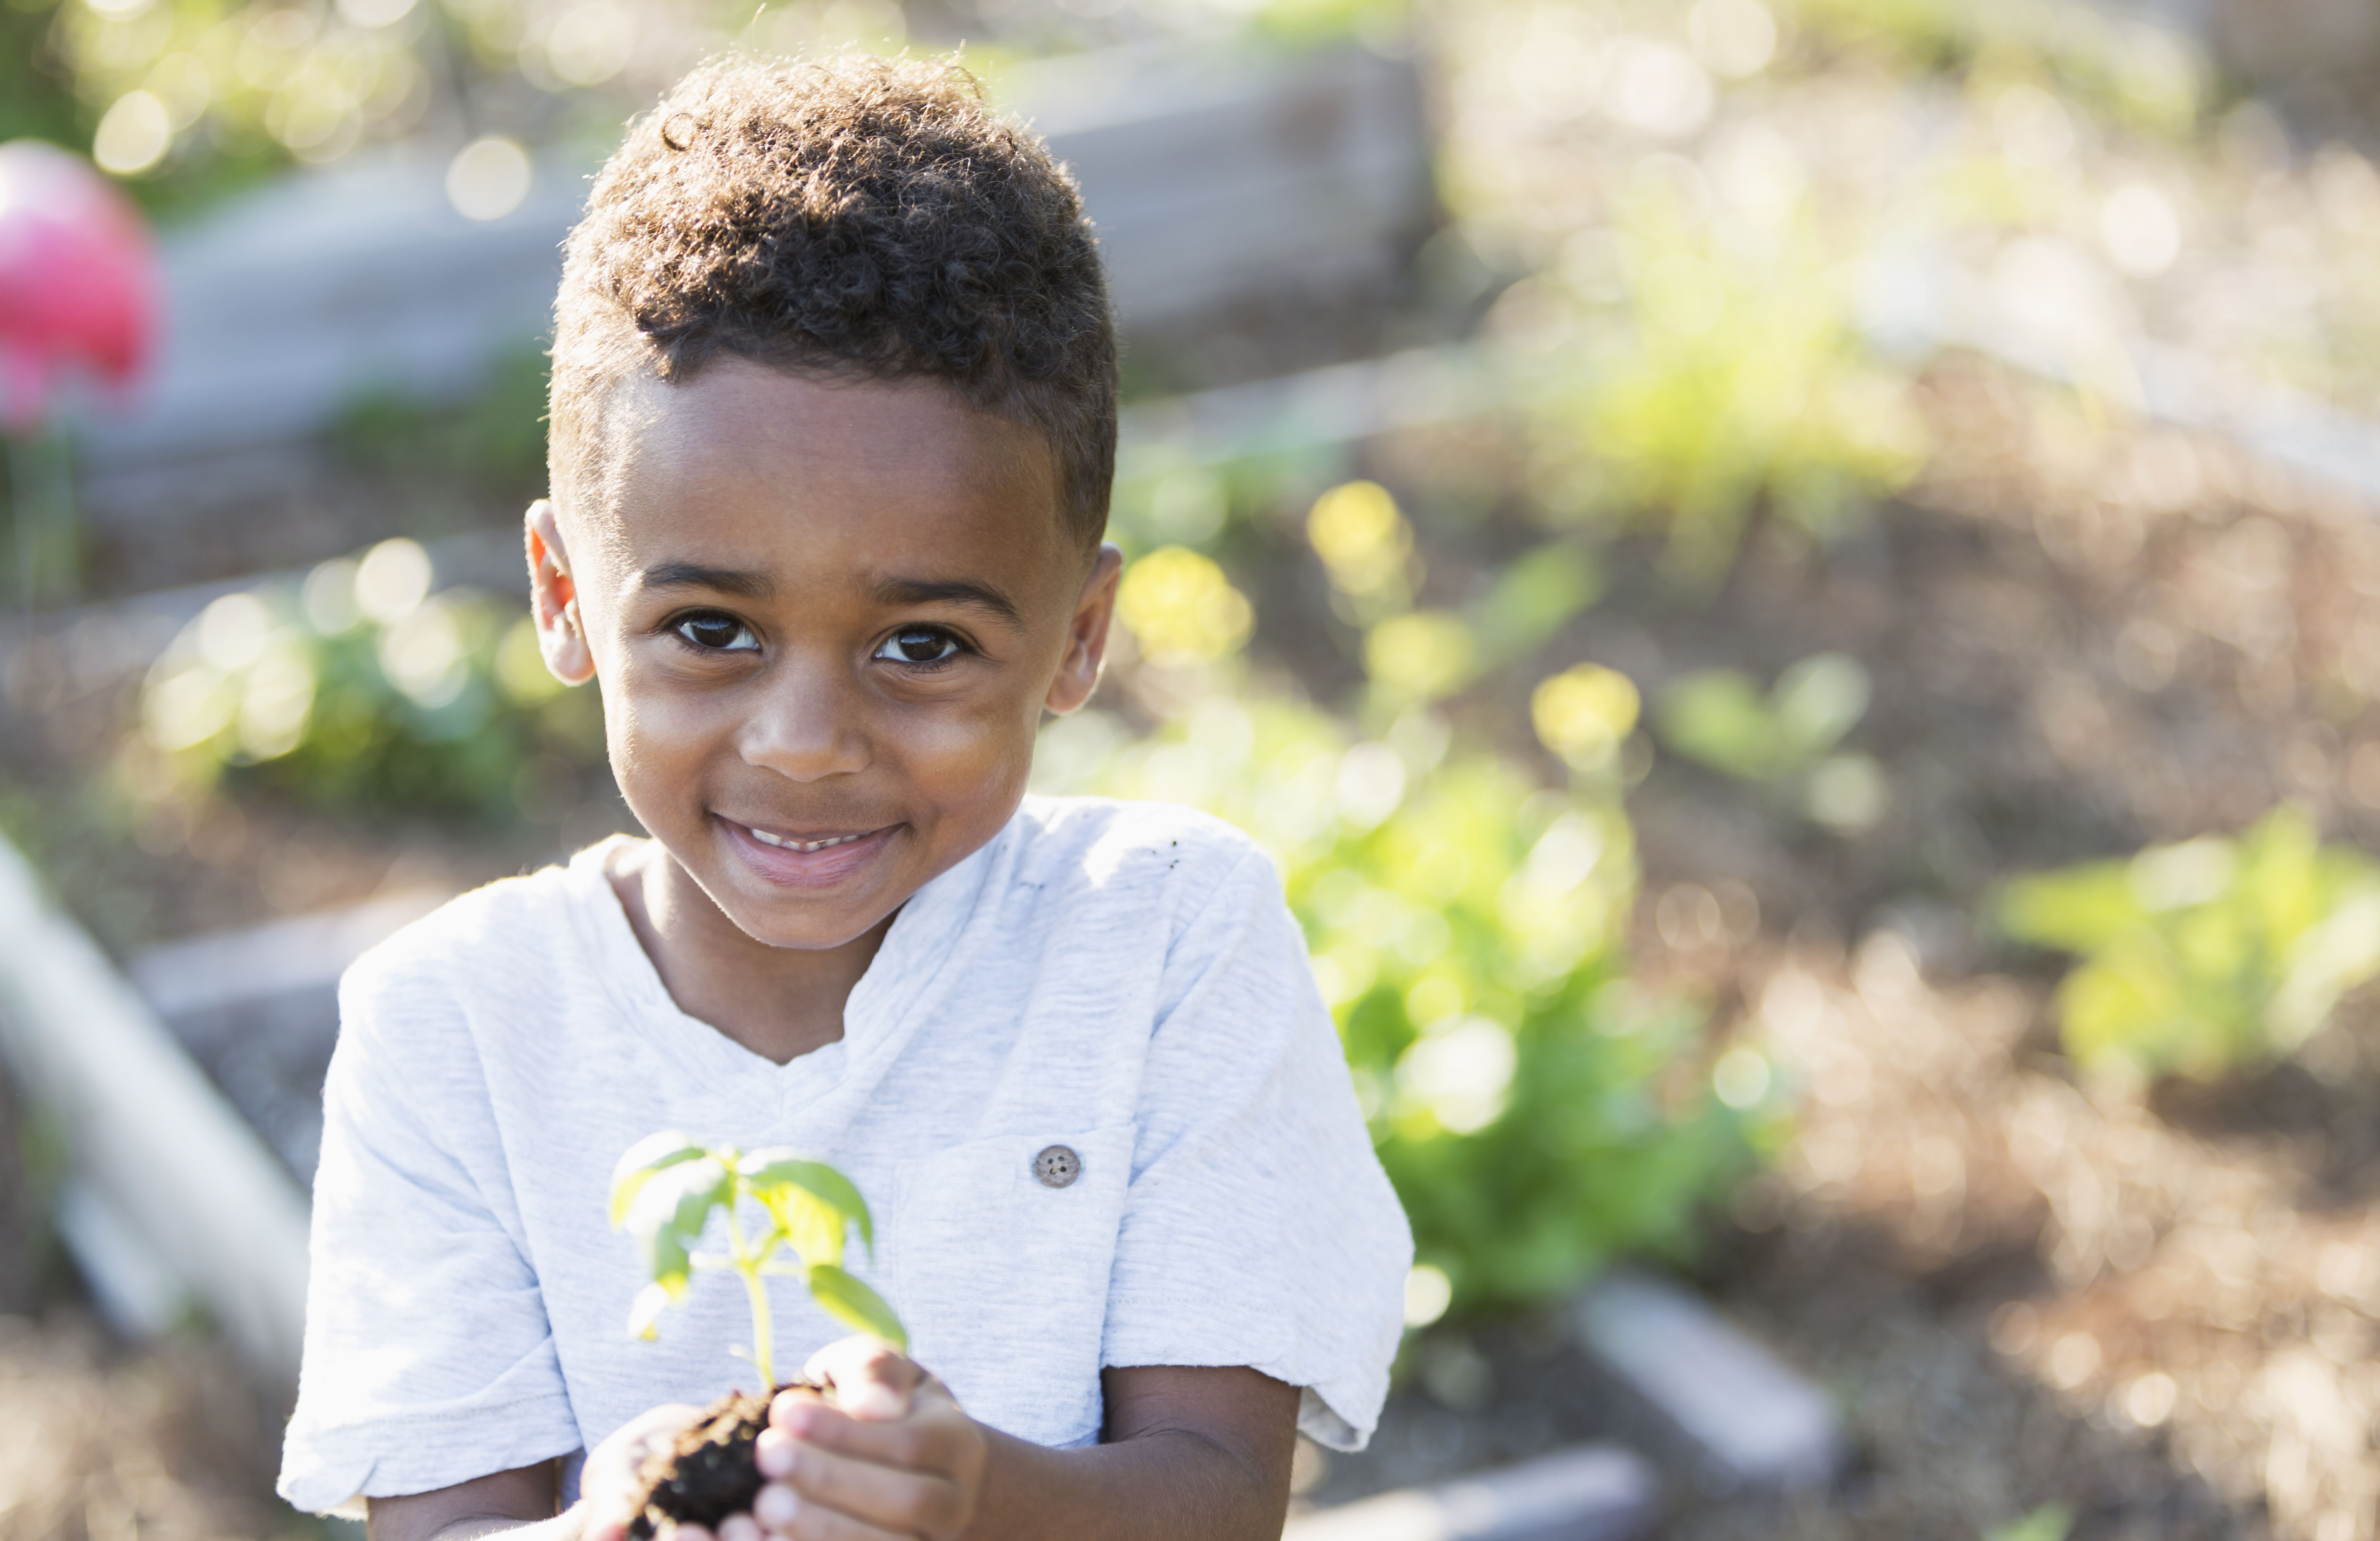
[799,1336,922,1423]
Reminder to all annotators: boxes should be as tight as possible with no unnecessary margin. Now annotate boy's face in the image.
[529,361,1119,951]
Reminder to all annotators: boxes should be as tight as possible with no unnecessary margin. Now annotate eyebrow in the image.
[874,576,1024,628]
[639,561,774,599]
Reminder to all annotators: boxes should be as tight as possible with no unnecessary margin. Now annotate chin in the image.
[733,898,895,952]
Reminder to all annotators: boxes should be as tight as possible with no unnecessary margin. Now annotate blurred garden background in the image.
[12,0,2380,1535]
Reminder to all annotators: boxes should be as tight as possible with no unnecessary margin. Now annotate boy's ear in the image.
[1044,543,1123,717]
[525,499,596,687]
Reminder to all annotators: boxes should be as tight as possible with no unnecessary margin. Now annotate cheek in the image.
[871,671,1047,828]
[891,685,1041,793]
[596,657,723,782]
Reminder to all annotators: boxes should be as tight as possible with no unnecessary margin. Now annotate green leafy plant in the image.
[1657,653,1869,781]
[133,537,604,821]
[1522,162,1928,583]
[1999,806,2380,1081]
[609,1133,905,1390]
[1654,652,1888,833]
[27,0,910,199]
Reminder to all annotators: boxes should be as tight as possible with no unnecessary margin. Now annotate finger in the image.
[670,1526,716,1541]
[778,1368,955,1430]
[800,1339,921,1423]
[718,1515,764,1541]
[749,1436,963,1537]
[763,1401,974,1477]
[751,1480,912,1541]
[907,1375,960,1416]
[769,1382,829,1429]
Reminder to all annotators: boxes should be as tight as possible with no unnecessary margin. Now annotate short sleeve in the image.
[276,951,581,1514]
[1101,846,1413,1451]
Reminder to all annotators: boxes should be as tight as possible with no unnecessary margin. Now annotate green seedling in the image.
[1655,652,1887,832]
[1985,1503,2074,1541]
[2000,806,2380,1081]
[1656,652,1870,782]
[609,1133,906,1389]
[1525,166,1927,586]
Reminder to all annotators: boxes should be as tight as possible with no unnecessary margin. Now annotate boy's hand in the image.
[737,1336,988,1541]
[578,1401,707,1541]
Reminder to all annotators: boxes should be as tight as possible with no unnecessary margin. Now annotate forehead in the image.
[583,361,1068,591]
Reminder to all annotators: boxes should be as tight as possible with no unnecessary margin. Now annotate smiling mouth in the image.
[739,824,883,853]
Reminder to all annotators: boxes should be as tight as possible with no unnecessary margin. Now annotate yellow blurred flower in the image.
[1532,663,1642,771]
[1116,546,1252,665]
[1307,480,1413,596]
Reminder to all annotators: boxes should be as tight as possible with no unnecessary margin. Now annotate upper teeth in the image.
[749,828,866,853]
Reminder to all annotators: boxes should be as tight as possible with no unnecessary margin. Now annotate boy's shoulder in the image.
[1008,794,1274,894]
[340,839,614,1004]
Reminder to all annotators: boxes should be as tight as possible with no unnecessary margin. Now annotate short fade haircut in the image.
[550,54,1117,550]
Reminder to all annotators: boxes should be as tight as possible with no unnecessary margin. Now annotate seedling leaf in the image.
[807,1263,908,1352]
[622,1154,730,1295]
[1658,670,1778,780]
[1771,652,1869,763]
[740,1152,875,1255]
[1656,653,1871,785]
[608,1132,708,1226]
[611,1137,905,1385]
[627,1281,671,1341]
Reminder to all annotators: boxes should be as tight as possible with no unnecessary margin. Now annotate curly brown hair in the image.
[550,53,1117,549]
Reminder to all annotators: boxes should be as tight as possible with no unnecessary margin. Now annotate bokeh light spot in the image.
[94,91,172,177]
[447,136,532,221]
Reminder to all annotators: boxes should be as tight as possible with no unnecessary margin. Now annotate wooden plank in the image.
[0,835,309,1385]
[1285,1446,1660,1541]
[1571,1269,1842,1493]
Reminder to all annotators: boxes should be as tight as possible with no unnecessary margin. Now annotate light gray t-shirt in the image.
[277,796,1411,1514]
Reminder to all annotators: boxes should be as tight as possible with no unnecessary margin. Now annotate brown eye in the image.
[874,627,962,664]
[674,613,759,652]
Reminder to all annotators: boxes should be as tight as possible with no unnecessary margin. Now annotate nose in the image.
[739,648,871,782]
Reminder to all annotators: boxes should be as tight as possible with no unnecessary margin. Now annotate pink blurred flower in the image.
[0,139,160,433]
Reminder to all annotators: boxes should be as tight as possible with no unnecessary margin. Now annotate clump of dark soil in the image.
[626,1383,824,1540]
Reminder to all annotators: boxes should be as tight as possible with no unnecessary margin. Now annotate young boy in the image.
[275,52,1411,1541]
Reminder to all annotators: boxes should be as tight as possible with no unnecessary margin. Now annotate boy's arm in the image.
[363,1358,1296,1541]
[978,1363,1299,1540]
[752,1357,1297,1541]
[368,1466,569,1541]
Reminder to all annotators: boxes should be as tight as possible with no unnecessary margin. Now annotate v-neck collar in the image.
[565,831,1003,1118]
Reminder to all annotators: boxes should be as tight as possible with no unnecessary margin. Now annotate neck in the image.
[609,839,894,1065]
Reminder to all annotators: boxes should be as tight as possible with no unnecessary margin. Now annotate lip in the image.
[718,816,899,889]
